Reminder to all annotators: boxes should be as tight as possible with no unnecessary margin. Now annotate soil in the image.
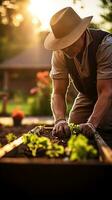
[0,124,51,157]
[0,124,36,145]
[0,123,99,160]
[0,124,112,198]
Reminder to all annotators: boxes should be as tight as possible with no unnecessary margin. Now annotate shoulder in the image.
[101,34,112,45]
[52,50,65,59]
[96,32,112,79]
[52,50,66,66]
[96,33,112,57]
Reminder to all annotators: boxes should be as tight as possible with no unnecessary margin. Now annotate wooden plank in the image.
[0,136,23,158]
[94,132,112,163]
[0,126,52,159]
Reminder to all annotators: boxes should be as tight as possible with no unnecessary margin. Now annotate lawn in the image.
[0,100,31,116]
[0,97,72,117]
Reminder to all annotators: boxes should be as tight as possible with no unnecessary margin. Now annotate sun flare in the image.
[28,0,74,30]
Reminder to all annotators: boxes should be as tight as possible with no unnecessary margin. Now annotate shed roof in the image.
[0,42,52,70]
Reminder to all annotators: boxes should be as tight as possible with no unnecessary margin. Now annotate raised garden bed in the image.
[0,123,112,197]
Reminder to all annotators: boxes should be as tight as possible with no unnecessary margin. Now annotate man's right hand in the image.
[52,119,71,139]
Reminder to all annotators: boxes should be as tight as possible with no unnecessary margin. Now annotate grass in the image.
[0,98,73,117]
[0,100,31,116]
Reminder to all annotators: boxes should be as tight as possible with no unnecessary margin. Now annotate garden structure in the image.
[0,122,112,198]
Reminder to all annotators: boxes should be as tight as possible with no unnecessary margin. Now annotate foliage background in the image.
[0,0,112,116]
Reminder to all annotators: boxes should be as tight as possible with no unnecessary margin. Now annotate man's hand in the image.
[52,119,71,139]
[79,122,96,138]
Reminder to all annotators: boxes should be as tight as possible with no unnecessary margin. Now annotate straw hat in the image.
[44,7,93,50]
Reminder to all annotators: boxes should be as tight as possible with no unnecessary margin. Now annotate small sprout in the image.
[6,133,17,143]
[68,123,81,135]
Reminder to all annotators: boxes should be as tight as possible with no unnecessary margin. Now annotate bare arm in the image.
[88,79,112,128]
[51,78,69,122]
[80,79,112,136]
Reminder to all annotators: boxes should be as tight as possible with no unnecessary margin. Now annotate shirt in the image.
[50,29,112,130]
[50,29,112,81]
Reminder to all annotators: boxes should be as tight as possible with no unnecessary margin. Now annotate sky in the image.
[28,0,101,30]
[74,0,101,22]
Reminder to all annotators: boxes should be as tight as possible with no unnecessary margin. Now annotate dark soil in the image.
[0,123,99,160]
[0,124,36,145]
[0,124,112,198]
[0,124,52,157]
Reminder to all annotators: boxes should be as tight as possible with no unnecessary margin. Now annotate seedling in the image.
[22,132,64,158]
[5,133,17,143]
[22,124,97,160]
[68,123,81,135]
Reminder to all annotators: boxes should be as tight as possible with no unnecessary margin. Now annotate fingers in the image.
[79,123,95,138]
[64,125,71,138]
[52,122,71,139]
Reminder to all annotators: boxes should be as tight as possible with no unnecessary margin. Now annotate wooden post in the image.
[1,71,9,115]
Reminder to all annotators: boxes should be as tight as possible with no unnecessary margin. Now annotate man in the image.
[44,7,112,140]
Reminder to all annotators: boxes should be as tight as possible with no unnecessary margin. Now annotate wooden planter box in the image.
[0,124,112,197]
[0,158,112,197]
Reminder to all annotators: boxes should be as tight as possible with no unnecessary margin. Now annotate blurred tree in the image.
[72,0,100,29]
[0,0,41,62]
[89,22,100,29]
[100,0,112,32]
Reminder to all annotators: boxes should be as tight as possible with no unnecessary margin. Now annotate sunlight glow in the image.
[12,14,24,27]
[74,0,101,23]
[28,0,101,30]
[28,0,74,30]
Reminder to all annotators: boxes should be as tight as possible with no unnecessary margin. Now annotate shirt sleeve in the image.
[96,34,112,80]
[50,50,69,79]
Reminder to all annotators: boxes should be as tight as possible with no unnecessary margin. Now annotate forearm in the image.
[88,94,112,128]
[51,93,67,122]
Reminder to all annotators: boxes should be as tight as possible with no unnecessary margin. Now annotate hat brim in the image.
[44,16,93,50]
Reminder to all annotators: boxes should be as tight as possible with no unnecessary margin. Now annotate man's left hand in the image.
[79,122,96,138]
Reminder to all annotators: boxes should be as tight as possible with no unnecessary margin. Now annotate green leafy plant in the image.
[69,123,81,135]
[5,133,17,143]
[65,134,97,161]
[67,123,98,161]
[29,71,52,116]
[46,143,64,158]
[22,132,64,158]
[22,123,98,161]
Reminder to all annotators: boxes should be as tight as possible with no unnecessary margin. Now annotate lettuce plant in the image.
[22,123,97,161]
[5,133,17,143]
[22,132,64,158]
[65,134,97,161]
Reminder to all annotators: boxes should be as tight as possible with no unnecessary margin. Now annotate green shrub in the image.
[29,90,52,116]
[29,71,52,116]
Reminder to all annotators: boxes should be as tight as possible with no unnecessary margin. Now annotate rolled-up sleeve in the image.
[96,34,112,80]
[50,50,68,79]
